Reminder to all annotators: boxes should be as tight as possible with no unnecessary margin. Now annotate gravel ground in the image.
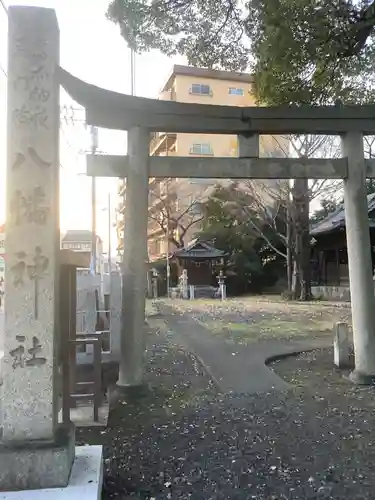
[77,313,375,500]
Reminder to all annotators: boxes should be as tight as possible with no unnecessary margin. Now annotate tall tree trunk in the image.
[286,200,293,292]
[292,178,311,300]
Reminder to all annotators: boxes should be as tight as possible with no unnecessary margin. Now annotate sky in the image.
[0,0,186,255]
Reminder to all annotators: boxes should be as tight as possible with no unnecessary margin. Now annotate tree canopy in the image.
[310,178,375,224]
[107,0,375,105]
[198,184,286,294]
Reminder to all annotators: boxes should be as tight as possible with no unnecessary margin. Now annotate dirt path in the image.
[77,310,375,500]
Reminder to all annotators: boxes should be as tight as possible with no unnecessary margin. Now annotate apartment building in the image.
[117,65,284,261]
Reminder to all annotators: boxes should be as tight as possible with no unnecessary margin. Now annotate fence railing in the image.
[76,308,111,353]
[62,336,102,422]
[96,309,111,353]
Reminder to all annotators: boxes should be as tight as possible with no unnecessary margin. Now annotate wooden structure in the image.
[172,240,225,286]
[59,250,102,423]
[311,194,375,287]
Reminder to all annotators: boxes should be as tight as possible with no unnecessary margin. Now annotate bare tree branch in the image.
[148,178,206,248]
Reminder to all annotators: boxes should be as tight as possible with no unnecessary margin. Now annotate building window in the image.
[190,83,211,96]
[189,143,213,155]
[229,87,244,96]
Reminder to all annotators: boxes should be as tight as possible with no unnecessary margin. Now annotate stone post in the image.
[118,127,149,388]
[333,322,350,368]
[0,6,75,491]
[180,269,189,299]
[342,132,375,383]
[152,277,158,299]
[217,271,227,300]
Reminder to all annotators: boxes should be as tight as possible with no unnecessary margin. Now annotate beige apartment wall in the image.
[172,74,287,158]
[175,133,237,157]
[175,132,287,158]
[146,69,290,262]
[174,74,255,106]
[173,74,251,157]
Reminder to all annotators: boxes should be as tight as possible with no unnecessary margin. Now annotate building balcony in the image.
[150,132,177,156]
[118,179,126,196]
[148,250,168,263]
[117,201,126,214]
[117,216,124,231]
[148,175,176,192]
[147,225,165,238]
[159,89,176,102]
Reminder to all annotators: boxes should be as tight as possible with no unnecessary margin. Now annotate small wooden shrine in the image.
[172,239,225,286]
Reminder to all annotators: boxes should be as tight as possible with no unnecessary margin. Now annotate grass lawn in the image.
[165,296,352,343]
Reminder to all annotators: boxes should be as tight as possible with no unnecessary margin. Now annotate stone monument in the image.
[217,270,227,300]
[152,269,158,299]
[0,7,102,495]
[179,269,189,299]
[333,322,350,368]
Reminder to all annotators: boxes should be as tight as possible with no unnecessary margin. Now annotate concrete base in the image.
[59,401,109,428]
[348,370,375,385]
[76,352,119,393]
[109,382,151,408]
[0,445,103,499]
[0,422,75,491]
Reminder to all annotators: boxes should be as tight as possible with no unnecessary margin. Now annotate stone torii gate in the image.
[60,71,375,388]
[3,4,375,494]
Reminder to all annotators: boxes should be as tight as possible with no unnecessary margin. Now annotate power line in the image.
[0,0,8,76]
[0,63,6,78]
[0,0,8,77]
[0,0,7,15]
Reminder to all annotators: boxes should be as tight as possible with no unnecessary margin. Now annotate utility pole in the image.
[287,181,293,293]
[90,126,98,273]
[165,134,170,297]
[166,178,170,297]
[108,192,112,277]
[130,48,135,96]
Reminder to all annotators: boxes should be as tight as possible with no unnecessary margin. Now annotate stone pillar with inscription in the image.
[0,6,75,491]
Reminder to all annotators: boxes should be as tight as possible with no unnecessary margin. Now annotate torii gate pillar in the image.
[342,132,375,383]
[117,127,149,389]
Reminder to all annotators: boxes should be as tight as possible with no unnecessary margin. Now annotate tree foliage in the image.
[198,184,286,294]
[250,0,375,105]
[311,178,375,224]
[107,0,375,105]
[310,198,340,224]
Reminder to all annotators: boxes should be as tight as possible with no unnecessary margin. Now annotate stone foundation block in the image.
[0,422,75,491]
